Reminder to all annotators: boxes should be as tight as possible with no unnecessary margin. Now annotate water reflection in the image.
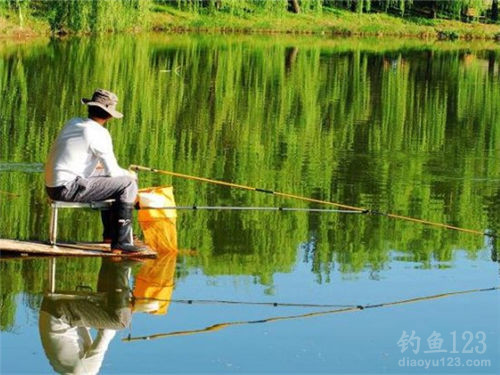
[1,35,500,327]
[39,258,134,375]
[38,211,179,374]
[134,252,177,315]
[2,36,499,278]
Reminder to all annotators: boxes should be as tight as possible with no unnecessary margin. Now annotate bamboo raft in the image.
[0,239,157,258]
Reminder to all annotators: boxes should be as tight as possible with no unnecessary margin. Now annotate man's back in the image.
[45,117,117,187]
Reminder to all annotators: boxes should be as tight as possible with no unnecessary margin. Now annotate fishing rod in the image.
[130,164,495,238]
[133,297,357,309]
[137,205,364,214]
[123,286,500,342]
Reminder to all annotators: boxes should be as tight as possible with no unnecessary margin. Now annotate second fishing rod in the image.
[129,164,495,238]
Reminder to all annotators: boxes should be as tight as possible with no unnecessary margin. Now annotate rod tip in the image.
[484,229,497,238]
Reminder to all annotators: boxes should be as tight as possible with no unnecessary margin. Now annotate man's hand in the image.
[127,170,137,180]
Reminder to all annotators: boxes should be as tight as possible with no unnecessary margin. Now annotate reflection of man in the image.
[39,259,133,375]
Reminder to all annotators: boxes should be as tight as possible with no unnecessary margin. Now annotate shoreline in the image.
[2,33,500,57]
[1,6,500,43]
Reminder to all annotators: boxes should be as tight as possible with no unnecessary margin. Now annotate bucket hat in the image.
[81,89,123,119]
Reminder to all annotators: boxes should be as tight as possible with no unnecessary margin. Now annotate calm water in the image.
[1,34,499,374]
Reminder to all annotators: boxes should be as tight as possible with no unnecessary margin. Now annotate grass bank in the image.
[1,4,499,40]
[0,9,48,40]
[149,5,500,39]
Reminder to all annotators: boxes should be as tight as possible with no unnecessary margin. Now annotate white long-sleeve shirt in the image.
[45,117,129,187]
[39,311,116,375]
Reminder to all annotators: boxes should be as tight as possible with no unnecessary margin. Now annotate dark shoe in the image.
[111,203,147,253]
[112,243,148,253]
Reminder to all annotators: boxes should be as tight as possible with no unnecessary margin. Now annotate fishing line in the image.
[123,286,500,342]
[132,297,357,309]
[137,205,364,214]
[130,165,496,238]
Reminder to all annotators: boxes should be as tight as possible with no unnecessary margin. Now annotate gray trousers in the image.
[46,170,137,240]
[41,259,132,330]
[45,170,137,204]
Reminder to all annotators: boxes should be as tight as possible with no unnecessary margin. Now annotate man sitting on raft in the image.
[44,89,144,253]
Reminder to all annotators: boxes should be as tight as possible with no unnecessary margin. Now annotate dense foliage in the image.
[0,0,498,33]
[164,0,498,20]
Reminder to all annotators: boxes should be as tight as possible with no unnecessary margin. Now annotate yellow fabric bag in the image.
[137,186,177,253]
[134,186,178,315]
